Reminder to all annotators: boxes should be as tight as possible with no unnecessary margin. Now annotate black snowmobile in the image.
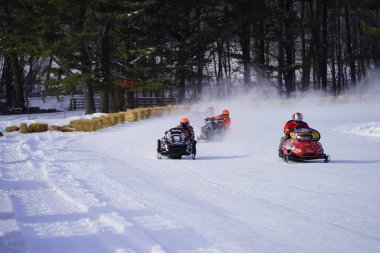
[197,118,226,141]
[157,128,196,159]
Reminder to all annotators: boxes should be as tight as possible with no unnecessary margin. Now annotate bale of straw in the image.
[28,123,49,133]
[100,116,112,128]
[69,119,86,131]
[109,114,119,125]
[93,118,103,130]
[5,126,19,132]
[153,107,164,117]
[124,111,138,122]
[144,108,152,118]
[60,126,74,132]
[117,113,126,123]
[49,125,62,131]
[20,123,29,133]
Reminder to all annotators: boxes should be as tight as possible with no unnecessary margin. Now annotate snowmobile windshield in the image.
[290,128,321,141]
[165,128,186,143]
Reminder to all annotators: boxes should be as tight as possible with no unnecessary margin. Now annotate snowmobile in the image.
[279,128,330,163]
[197,118,226,141]
[157,128,196,159]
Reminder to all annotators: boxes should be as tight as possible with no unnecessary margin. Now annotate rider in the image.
[279,112,309,153]
[205,105,215,118]
[207,109,231,130]
[176,118,196,151]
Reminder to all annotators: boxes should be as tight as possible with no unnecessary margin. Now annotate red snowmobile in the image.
[279,128,330,163]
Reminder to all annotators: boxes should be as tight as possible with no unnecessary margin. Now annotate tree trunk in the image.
[99,22,111,113]
[330,1,337,95]
[337,0,343,94]
[301,0,310,91]
[110,86,125,112]
[83,79,96,114]
[240,20,251,86]
[10,55,25,110]
[313,0,321,89]
[1,55,14,107]
[80,44,96,114]
[284,0,295,94]
[126,89,135,109]
[344,2,356,85]
[320,0,328,91]
[100,90,110,113]
[375,9,380,68]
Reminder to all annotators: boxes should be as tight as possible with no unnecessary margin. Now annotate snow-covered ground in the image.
[1,94,380,253]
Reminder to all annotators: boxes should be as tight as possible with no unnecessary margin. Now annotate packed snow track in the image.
[1,98,380,253]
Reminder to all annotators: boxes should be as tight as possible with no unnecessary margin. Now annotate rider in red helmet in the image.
[284,113,309,137]
[205,105,215,118]
[208,109,231,130]
[279,112,309,153]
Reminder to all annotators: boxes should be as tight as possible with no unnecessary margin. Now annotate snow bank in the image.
[338,121,380,138]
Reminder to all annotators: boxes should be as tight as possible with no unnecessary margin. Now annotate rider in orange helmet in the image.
[176,118,195,140]
[176,117,196,152]
[208,109,231,130]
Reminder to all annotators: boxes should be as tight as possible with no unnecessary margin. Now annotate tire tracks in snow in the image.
[1,133,147,252]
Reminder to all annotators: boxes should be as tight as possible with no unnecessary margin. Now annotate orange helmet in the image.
[222,110,229,116]
[180,118,189,123]
[180,118,190,128]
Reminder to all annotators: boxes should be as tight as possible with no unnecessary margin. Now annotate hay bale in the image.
[5,126,19,132]
[28,123,49,133]
[20,123,29,133]
[109,114,119,125]
[100,116,112,128]
[69,119,84,131]
[124,111,138,122]
[49,125,62,131]
[145,108,152,118]
[93,118,104,130]
[60,126,74,132]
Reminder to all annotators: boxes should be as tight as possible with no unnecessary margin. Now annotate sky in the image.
[1,88,380,253]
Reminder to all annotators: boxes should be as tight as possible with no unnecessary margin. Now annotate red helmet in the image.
[207,105,214,110]
[292,112,303,122]
[222,110,229,117]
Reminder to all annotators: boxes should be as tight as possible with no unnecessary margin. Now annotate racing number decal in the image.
[311,132,320,139]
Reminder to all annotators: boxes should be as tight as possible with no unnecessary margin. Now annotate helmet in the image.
[222,110,229,117]
[180,118,190,128]
[292,112,303,122]
[207,105,214,110]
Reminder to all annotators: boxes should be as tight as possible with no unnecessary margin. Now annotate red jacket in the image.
[210,115,231,129]
[283,120,309,136]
